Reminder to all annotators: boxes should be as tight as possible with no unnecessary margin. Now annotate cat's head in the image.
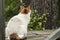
[20,5,30,14]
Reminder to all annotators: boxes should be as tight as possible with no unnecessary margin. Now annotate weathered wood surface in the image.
[0,0,5,40]
[45,28,60,40]
[27,30,54,40]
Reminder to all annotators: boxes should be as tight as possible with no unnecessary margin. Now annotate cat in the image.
[5,6,31,40]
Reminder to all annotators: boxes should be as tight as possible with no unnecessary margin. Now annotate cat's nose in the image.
[24,9,28,14]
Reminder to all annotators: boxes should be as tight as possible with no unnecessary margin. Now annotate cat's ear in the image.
[26,6,30,12]
[27,6,30,10]
[20,6,25,10]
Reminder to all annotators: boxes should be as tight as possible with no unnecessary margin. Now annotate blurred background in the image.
[5,0,60,30]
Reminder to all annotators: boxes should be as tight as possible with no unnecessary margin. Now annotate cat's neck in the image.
[19,10,31,15]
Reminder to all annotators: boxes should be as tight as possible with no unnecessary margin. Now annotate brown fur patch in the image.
[10,33,21,40]
[20,6,30,14]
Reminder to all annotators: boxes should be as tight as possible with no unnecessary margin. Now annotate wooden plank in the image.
[0,0,5,40]
[45,28,60,40]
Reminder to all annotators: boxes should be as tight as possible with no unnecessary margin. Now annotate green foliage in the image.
[5,0,20,21]
[28,10,47,30]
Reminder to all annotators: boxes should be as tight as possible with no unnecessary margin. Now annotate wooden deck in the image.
[27,30,54,40]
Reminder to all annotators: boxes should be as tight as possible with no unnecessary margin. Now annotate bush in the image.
[28,10,47,30]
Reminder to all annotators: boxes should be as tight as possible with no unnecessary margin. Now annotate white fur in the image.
[5,10,31,40]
